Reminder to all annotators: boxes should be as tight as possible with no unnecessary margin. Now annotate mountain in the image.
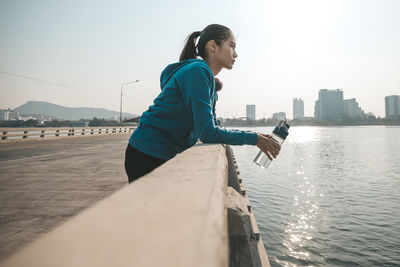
[14,101,138,121]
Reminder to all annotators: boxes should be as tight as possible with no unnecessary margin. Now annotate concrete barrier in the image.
[226,146,270,267]
[0,144,269,267]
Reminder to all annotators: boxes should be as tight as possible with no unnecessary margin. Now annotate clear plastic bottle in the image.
[253,120,290,169]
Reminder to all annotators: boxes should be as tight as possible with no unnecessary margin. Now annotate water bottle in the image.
[253,120,290,169]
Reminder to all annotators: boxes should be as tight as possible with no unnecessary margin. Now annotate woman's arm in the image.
[178,63,281,159]
[177,63,257,145]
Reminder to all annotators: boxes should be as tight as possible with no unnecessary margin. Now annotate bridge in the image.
[0,130,270,267]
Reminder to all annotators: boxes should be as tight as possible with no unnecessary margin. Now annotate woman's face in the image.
[214,34,238,70]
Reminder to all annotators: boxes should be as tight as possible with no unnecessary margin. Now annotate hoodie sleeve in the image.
[176,63,258,145]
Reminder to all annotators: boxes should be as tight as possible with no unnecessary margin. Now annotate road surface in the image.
[0,134,131,261]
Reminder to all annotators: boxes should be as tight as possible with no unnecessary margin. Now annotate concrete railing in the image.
[0,144,269,267]
[0,127,136,141]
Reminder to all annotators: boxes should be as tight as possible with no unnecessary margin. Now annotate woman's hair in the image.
[179,24,232,61]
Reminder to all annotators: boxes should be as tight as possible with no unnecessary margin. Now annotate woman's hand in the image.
[256,133,281,161]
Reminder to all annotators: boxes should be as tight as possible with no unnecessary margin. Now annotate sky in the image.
[0,0,399,119]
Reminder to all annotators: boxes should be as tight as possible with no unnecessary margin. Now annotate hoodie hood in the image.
[160,59,207,89]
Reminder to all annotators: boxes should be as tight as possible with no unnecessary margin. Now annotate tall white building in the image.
[246,104,256,120]
[293,98,304,119]
[0,109,19,121]
[385,95,400,118]
[314,89,344,121]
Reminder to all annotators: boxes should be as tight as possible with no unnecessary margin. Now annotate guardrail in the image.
[0,127,136,141]
[0,144,269,267]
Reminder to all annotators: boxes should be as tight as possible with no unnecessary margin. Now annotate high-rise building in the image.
[314,89,344,121]
[293,98,304,119]
[0,109,19,121]
[314,100,320,120]
[246,104,256,120]
[344,98,366,119]
[273,112,286,121]
[385,95,400,118]
[0,110,7,121]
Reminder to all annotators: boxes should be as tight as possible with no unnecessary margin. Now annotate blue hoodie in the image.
[129,59,258,160]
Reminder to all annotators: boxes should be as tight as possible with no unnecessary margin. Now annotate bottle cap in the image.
[273,120,290,140]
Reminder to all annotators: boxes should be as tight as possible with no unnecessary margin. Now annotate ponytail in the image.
[179,31,201,61]
[179,24,232,62]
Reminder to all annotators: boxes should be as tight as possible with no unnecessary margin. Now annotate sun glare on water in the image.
[287,127,319,144]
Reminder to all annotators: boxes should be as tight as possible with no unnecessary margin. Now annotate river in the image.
[230,126,400,266]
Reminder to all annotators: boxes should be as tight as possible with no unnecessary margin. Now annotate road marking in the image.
[0,152,67,165]
[0,143,121,165]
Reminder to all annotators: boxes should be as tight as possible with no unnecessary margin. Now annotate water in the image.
[230,126,400,266]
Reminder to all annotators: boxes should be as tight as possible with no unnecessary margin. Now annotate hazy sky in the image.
[1,0,399,118]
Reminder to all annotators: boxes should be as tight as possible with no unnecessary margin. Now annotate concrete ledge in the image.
[1,144,229,267]
[1,143,270,267]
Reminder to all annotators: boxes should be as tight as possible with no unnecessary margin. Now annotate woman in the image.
[125,24,280,183]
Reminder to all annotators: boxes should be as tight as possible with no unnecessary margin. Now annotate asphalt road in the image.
[0,134,131,261]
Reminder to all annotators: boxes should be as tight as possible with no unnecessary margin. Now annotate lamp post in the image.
[120,80,139,125]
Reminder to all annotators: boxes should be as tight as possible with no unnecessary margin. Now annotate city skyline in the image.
[1,1,399,118]
[1,92,399,122]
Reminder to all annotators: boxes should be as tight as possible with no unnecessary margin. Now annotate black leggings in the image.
[124,144,167,183]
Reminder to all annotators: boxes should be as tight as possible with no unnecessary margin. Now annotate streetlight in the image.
[120,80,139,125]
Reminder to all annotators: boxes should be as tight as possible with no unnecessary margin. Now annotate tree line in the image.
[221,116,400,127]
[1,116,399,128]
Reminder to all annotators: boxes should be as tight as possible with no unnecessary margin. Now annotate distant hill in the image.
[15,101,138,121]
